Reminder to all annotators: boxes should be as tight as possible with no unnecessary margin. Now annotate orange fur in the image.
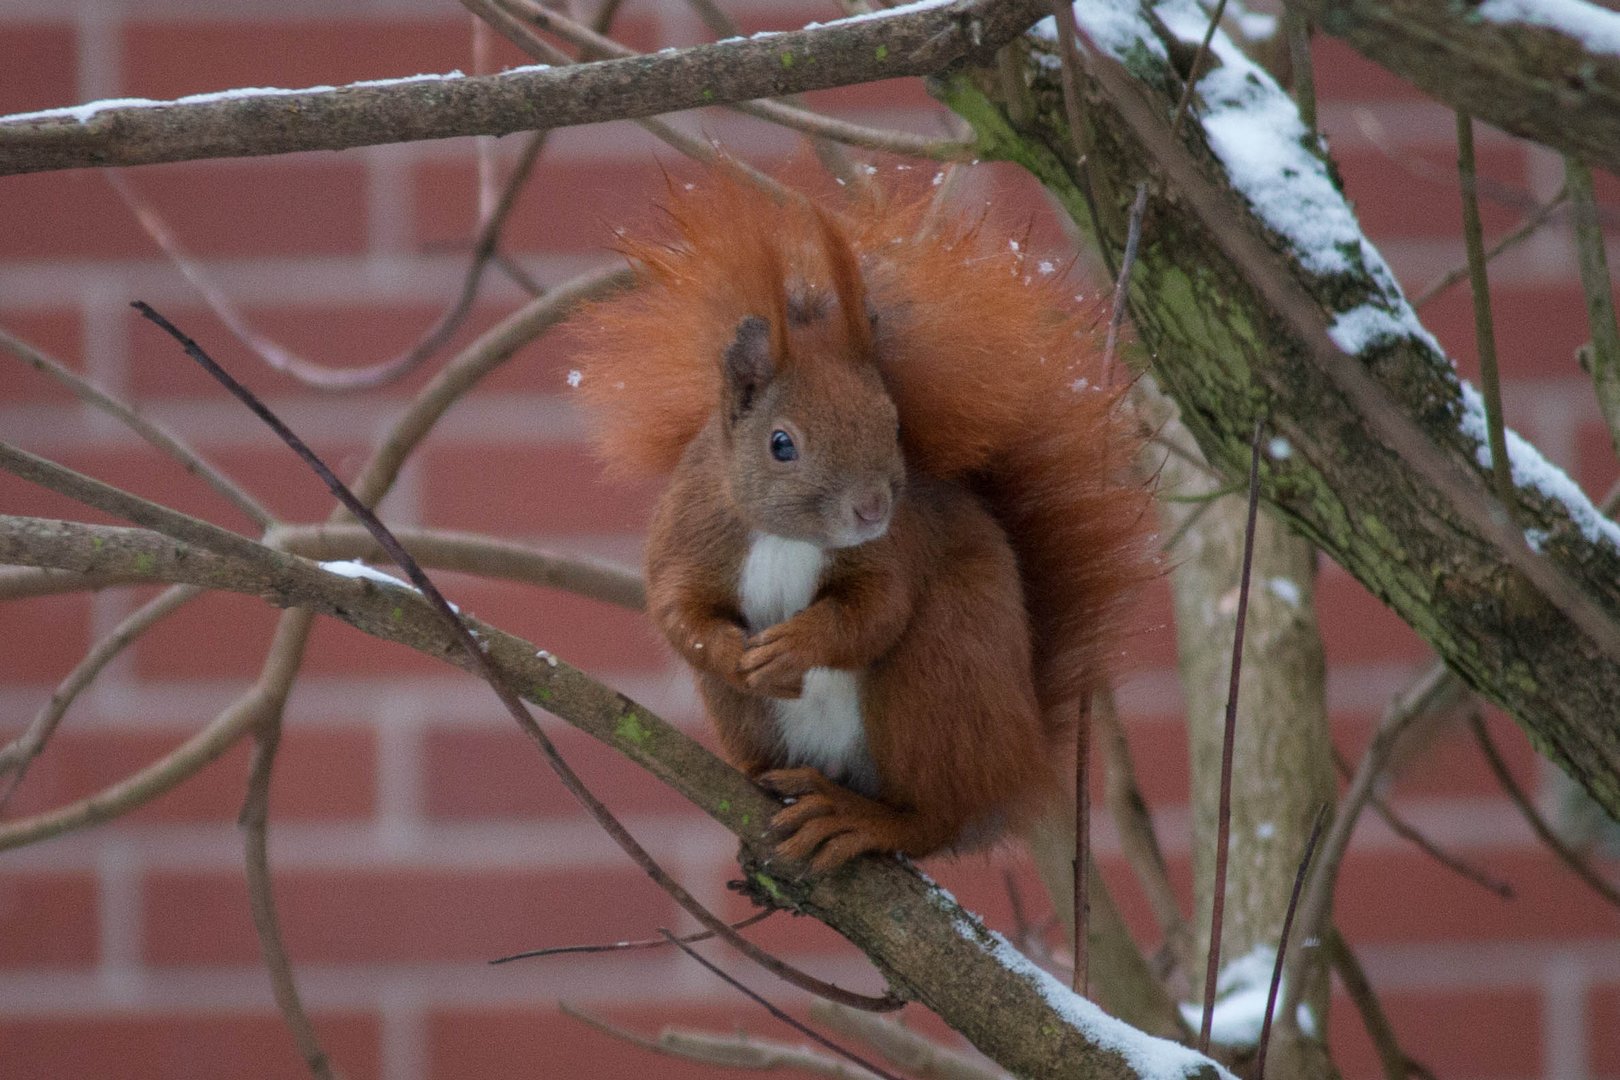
[566,168,1154,865]
[572,170,1152,714]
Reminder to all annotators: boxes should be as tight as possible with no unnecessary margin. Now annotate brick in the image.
[1336,141,1526,244]
[1334,847,1620,944]
[1,441,370,537]
[1327,985,1540,1080]
[1590,982,1620,1076]
[1578,420,1620,502]
[143,865,676,965]
[0,594,92,683]
[123,301,510,403]
[440,574,666,674]
[419,441,660,536]
[121,19,523,101]
[0,872,98,968]
[424,722,692,822]
[0,1012,380,1080]
[412,158,674,256]
[0,158,368,261]
[1329,706,1541,802]
[1310,35,1428,103]
[0,309,84,404]
[1417,284,1594,382]
[428,1004,836,1080]
[1,725,377,824]
[131,588,281,681]
[0,23,77,115]
[1315,565,1427,666]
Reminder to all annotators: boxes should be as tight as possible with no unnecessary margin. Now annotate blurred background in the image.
[1,1,1617,1077]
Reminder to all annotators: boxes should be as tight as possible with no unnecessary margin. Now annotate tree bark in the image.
[936,8,1620,823]
[1283,0,1620,176]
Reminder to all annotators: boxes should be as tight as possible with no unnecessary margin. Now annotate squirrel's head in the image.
[719,309,903,549]
[715,202,904,549]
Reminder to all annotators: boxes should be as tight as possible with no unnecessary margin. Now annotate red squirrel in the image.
[568,169,1152,871]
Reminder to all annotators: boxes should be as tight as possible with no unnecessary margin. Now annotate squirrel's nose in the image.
[853,487,891,525]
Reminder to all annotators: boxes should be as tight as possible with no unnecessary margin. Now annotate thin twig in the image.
[1254,803,1328,1079]
[811,1001,1013,1080]
[1565,158,1620,462]
[561,1004,871,1078]
[1456,110,1516,520]
[1331,745,1514,899]
[1046,0,1091,170]
[1280,661,1459,1020]
[1199,417,1263,1054]
[134,301,900,1013]
[460,0,786,199]
[1468,711,1620,912]
[1284,9,1316,134]
[496,0,975,161]
[1327,931,1411,1080]
[1103,183,1149,387]
[1096,689,1189,965]
[490,909,774,963]
[0,584,202,812]
[1169,0,1232,142]
[657,930,905,1080]
[106,163,548,394]
[1072,692,1090,995]
[0,325,274,528]
[1412,185,1568,309]
[241,708,336,1080]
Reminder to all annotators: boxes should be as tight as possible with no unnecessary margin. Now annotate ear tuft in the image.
[723,315,774,421]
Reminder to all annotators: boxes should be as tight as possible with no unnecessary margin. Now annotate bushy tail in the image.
[566,169,1156,713]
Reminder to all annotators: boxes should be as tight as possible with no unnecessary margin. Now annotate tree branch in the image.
[0,0,1042,176]
[1281,0,1620,175]
[0,511,1229,1079]
[939,3,1620,821]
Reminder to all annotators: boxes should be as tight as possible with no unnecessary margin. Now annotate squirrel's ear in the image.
[722,315,775,422]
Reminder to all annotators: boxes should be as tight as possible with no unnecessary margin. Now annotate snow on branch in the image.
[0,0,1042,176]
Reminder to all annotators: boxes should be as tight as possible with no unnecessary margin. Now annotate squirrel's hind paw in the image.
[759,767,919,872]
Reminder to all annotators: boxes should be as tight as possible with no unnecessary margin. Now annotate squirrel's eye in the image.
[770,429,798,462]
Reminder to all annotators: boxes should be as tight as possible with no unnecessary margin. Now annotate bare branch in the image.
[0,513,1232,1078]
[1469,710,1620,912]
[490,910,772,963]
[561,1004,873,1078]
[810,1001,1012,1080]
[658,930,905,1080]
[0,325,274,529]
[0,0,1044,176]
[267,524,644,610]
[1330,745,1514,899]
[0,584,202,810]
[495,0,976,161]
[241,716,337,1080]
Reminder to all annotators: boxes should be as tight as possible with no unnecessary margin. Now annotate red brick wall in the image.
[2,3,1617,1078]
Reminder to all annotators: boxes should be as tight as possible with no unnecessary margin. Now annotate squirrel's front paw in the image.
[738,623,815,698]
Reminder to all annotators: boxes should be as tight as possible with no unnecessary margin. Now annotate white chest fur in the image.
[737,534,878,796]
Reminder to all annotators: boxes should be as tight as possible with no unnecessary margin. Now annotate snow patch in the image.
[1476,0,1620,56]
[1266,577,1301,607]
[941,905,1236,1079]
[1178,946,1317,1049]
[319,560,413,590]
[1456,384,1620,550]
